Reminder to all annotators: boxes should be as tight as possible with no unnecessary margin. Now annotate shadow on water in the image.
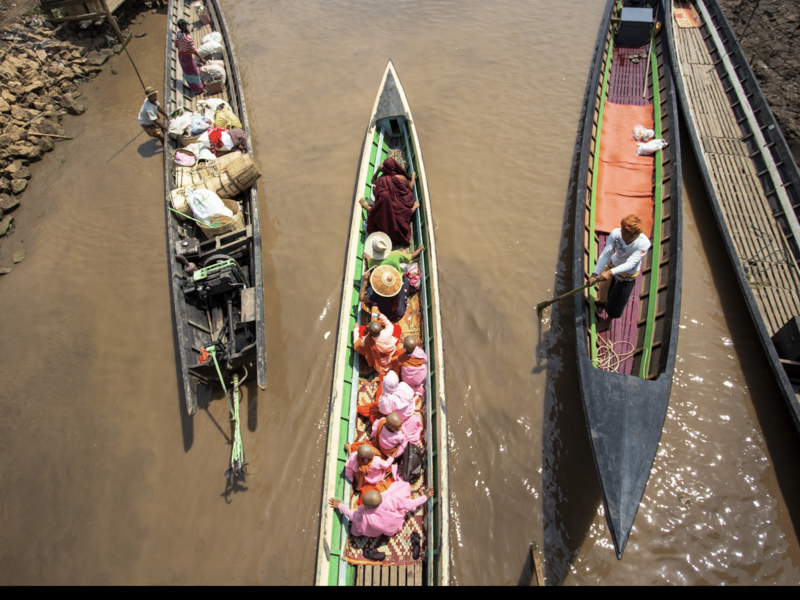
[538,93,604,584]
[679,122,800,541]
[138,138,164,158]
[171,319,194,452]
[107,131,145,163]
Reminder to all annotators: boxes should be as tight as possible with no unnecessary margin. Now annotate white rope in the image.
[596,335,635,373]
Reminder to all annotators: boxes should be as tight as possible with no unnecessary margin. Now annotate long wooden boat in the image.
[666,0,800,434]
[162,0,266,416]
[572,0,683,558]
[315,61,450,586]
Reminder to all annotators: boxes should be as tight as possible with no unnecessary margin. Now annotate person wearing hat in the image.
[362,231,425,274]
[138,87,169,144]
[360,264,411,323]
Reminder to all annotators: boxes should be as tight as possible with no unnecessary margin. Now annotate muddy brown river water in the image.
[0,0,798,585]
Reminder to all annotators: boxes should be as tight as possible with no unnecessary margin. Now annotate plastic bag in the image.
[197,97,229,121]
[184,142,217,161]
[185,187,232,224]
[198,129,234,152]
[214,105,242,130]
[633,124,654,142]
[168,110,194,135]
[188,115,213,136]
[636,139,669,155]
[404,263,421,292]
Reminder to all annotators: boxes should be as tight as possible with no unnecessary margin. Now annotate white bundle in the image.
[200,60,227,83]
[184,141,217,161]
[168,111,194,135]
[198,32,224,58]
[185,187,232,224]
[636,139,669,155]
[633,124,655,142]
[196,97,230,121]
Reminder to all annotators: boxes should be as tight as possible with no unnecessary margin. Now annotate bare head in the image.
[357,444,376,460]
[620,214,643,243]
[385,412,402,432]
[362,490,382,507]
[403,336,417,354]
[368,321,382,337]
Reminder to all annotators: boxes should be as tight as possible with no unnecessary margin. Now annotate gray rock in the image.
[11,179,27,195]
[135,32,147,38]
[0,267,14,275]
[0,97,9,113]
[85,50,110,66]
[0,193,20,211]
[34,137,55,153]
[13,249,26,263]
[0,215,13,236]
[60,93,87,116]
[30,118,65,137]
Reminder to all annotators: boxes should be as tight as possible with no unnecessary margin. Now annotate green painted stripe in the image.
[638,33,664,379]
[588,23,617,366]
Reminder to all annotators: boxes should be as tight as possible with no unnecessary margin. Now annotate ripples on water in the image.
[0,0,797,585]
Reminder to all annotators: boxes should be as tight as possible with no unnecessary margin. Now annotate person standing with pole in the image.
[138,87,170,144]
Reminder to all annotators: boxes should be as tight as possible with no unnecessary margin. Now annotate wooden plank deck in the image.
[674,16,800,337]
[166,1,233,115]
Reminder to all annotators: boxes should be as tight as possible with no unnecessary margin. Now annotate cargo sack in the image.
[399,443,426,484]
[214,106,241,130]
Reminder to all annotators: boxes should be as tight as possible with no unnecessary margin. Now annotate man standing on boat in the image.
[589,214,650,333]
[138,87,170,144]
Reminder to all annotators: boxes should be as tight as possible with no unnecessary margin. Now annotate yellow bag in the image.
[214,106,242,130]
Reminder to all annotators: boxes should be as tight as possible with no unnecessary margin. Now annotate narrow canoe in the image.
[666,0,800,434]
[315,61,450,586]
[572,0,683,558]
[162,0,267,415]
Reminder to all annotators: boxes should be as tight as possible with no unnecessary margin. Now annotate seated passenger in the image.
[362,231,425,273]
[371,411,423,460]
[353,311,401,376]
[328,481,434,538]
[588,214,651,333]
[392,336,428,396]
[359,157,420,247]
[344,443,396,506]
[361,265,410,323]
[357,370,416,424]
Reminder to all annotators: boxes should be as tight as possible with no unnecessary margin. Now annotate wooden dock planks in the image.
[674,22,800,337]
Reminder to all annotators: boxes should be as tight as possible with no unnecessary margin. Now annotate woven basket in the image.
[173,163,216,188]
[198,198,244,238]
[197,172,240,199]
[171,148,197,168]
[214,152,261,192]
[177,133,201,148]
[168,187,192,221]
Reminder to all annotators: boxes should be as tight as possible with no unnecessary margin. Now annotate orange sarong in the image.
[357,477,394,506]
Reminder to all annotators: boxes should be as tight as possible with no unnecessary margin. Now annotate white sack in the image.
[168,111,194,135]
[202,32,223,46]
[198,40,223,58]
[197,129,235,152]
[185,187,233,224]
[633,124,655,142]
[636,139,669,155]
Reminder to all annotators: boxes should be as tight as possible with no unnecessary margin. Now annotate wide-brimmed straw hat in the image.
[364,231,392,260]
[370,265,403,297]
[144,86,157,97]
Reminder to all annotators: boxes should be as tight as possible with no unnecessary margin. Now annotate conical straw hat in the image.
[370,265,403,297]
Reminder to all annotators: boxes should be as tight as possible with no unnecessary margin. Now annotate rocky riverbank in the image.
[0,0,163,269]
[719,0,800,163]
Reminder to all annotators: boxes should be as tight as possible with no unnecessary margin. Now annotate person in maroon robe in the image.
[359,158,420,246]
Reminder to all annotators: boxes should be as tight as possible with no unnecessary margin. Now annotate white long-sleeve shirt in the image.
[592,229,650,279]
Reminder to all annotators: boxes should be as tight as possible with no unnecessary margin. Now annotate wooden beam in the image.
[47,11,105,23]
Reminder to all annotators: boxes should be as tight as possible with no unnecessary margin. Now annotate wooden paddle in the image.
[536,280,596,312]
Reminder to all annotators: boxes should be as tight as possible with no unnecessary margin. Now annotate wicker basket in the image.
[168,187,192,221]
[173,163,215,188]
[171,148,197,168]
[197,198,244,238]
[214,152,261,192]
[176,133,201,148]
